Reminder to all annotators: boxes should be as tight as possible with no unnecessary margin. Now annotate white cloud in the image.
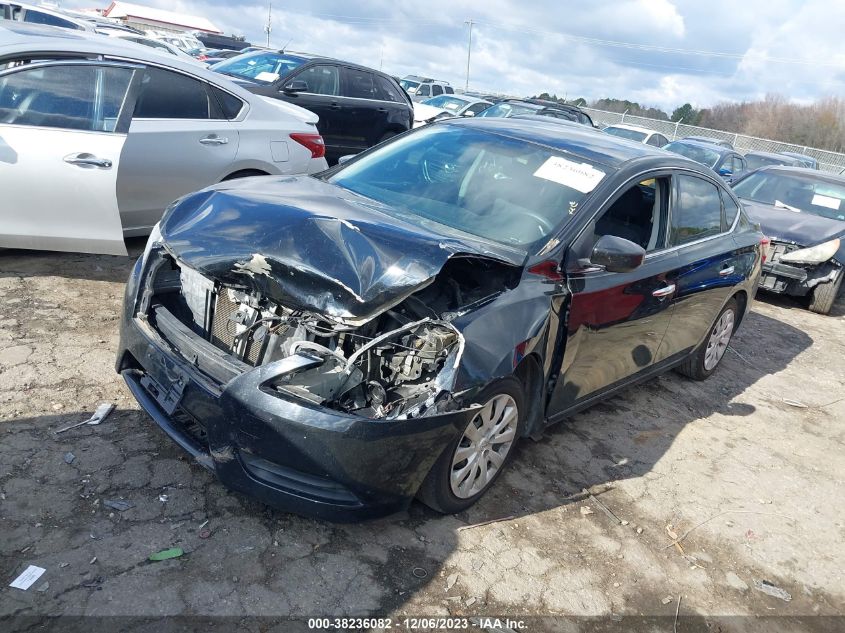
[58,0,845,112]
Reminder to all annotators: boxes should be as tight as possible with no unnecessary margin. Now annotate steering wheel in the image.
[519,211,555,238]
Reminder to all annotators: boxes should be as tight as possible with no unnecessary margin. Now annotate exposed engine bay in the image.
[145,253,518,420]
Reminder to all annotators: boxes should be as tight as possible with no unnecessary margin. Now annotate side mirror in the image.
[337,154,356,165]
[718,167,733,178]
[282,79,308,93]
[461,110,475,117]
[590,235,645,273]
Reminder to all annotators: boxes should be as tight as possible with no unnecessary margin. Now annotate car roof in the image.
[779,151,815,161]
[445,117,702,170]
[668,138,734,155]
[745,150,801,160]
[754,165,845,183]
[0,22,254,96]
[605,123,657,134]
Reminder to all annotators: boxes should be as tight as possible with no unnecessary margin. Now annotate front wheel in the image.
[676,298,738,381]
[416,377,525,514]
[808,270,842,315]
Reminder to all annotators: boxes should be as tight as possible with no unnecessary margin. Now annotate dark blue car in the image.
[117,118,765,520]
[664,138,747,182]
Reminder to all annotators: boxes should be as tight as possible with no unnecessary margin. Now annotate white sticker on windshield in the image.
[255,71,280,82]
[811,194,841,210]
[533,157,605,193]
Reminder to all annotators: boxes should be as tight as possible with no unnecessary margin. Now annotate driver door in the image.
[548,174,679,414]
[0,61,138,255]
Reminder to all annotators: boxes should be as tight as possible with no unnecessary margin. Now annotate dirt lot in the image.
[1,244,843,632]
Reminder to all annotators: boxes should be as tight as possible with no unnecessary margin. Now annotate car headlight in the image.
[780,238,839,264]
[780,238,840,264]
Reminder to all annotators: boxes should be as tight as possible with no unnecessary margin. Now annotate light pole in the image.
[464,19,474,92]
[265,2,272,47]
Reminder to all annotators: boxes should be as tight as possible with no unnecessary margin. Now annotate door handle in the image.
[719,266,735,277]
[199,135,229,145]
[63,153,112,169]
[652,284,676,298]
[329,102,342,110]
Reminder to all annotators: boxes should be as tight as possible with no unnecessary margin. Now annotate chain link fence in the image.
[582,107,845,174]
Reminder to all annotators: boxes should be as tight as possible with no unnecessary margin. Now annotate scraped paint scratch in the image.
[234,253,272,278]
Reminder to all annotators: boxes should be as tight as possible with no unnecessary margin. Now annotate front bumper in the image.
[759,242,841,297]
[116,270,473,521]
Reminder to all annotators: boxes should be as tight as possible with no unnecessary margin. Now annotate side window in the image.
[670,175,723,246]
[209,85,244,119]
[293,64,339,96]
[593,177,668,252]
[655,135,668,147]
[720,189,740,230]
[467,102,489,115]
[417,84,431,97]
[0,64,132,132]
[343,68,377,99]
[374,76,401,102]
[445,86,454,94]
[133,67,212,119]
[732,155,745,173]
[646,134,661,147]
[432,84,443,96]
[22,9,79,29]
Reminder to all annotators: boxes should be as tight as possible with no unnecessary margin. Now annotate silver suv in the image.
[399,75,454,101]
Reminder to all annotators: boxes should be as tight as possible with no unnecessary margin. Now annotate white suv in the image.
[399,75,454,102]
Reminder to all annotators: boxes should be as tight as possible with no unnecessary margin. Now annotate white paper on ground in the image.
[811,193,841,210]
[533,156,605,193]
[10,565,46,590]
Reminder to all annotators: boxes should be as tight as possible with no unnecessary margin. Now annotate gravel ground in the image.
[1,244,843,632]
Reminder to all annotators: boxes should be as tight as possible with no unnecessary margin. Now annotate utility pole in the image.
[265,2,272,48]
[464,19,474,92]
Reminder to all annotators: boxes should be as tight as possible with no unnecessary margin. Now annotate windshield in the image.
[211,51,306,83]
[733,171,845,222]
[329,124,607,248]
[476,102,537,118]
[604,127,648,142]
[664,141,721,168]
[745,154,793,170]
[422,95,470,112]
[400,79,420,93]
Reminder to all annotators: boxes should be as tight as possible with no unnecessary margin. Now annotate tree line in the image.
[532,93,845,152]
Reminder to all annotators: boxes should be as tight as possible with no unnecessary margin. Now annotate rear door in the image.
[654,173,742,361]
[283,63,344,160]
[116,66,238,234]
[0,60,136,255]
[339,66,383,149]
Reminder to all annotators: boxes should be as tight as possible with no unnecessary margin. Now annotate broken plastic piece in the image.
[103,499,134,512]
[149,548,184,562]
[55,403,115,434]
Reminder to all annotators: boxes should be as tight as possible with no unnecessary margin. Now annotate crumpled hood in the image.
[158,175,526,325]
[742,199,845,260]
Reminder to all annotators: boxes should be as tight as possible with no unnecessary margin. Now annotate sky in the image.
[63,0,845,113]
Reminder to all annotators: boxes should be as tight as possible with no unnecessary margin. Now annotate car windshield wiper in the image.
[774,200,802,213]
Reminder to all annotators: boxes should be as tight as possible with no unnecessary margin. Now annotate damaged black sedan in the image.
[732,166,845,314]
[117,118,764,520]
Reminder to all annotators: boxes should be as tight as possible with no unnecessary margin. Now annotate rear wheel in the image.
[808,270,842,315]
[676,298,738,381]
[417,377,525,514]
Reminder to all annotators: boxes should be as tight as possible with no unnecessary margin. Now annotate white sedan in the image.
[412,95,492,128]
[0,22,328,255]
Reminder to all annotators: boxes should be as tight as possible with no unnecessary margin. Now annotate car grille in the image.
[207,290,266,366]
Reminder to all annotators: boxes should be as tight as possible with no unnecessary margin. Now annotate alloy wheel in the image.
[450,394,519,499]
[703,308,735,370]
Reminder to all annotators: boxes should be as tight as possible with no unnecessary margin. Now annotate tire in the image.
[417,377,525,514]
[808,270,843,315]
[676,298,738,381]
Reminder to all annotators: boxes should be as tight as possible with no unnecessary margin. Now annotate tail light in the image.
[197,54,208,61]
[760,236,770,264]
[290,133,326,159]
